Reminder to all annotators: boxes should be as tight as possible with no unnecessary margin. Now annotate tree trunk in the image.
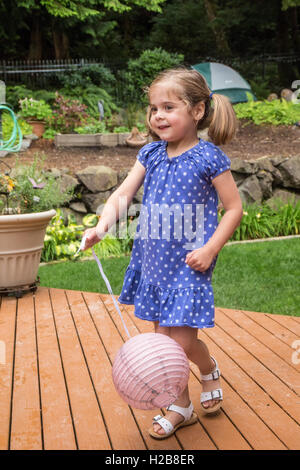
[276,1,295,86]
[28,16,42,60]
[52,24,70,59]
[290,7,300,75]
[203,0,231,57]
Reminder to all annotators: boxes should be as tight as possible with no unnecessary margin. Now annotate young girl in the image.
[83,67,243,439]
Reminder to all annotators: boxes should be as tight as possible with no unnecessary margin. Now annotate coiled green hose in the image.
[0,104,23,152]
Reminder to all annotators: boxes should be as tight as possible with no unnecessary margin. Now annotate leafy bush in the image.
[112,126,130,133]
[18,97,52,121]
[0,155,73,214]
[125,48,184,103]
[60,84,118,119]
[221,201,300,241]
[1,111,31,140]
[42,210,84,261]
[57,64,116,94]
[49,92,89,133]
[6,85,35,110]
[40,200,299,263]
[234,97,300,126]
[6,85,55,110]
[75,118,107,134]
[118,103,147,131]
[42,210,134,262]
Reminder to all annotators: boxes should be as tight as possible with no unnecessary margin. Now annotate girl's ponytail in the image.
[207,93,238,146]
[145,67,238,146]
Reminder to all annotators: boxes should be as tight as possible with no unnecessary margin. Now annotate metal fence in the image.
[0,54,299,88]
[0,58,126,87]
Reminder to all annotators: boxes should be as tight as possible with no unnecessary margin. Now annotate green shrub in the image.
[42,210,134,262]
[40,200,299,264]
[43,210,84,261]
[49,92,89,133]
[75,118,107,134]
[1,111,31,140]
[0,155,73,215]
[118,104,147,131]
[222,201,300,241]
[125,48,184,103]
[234,97,300,126]
[60,84,118,119]
[6,85,55,110]
[57,64,116,94]
[113,126,130,133]
[18,97,52,121]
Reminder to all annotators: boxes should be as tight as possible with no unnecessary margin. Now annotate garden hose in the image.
[0,104,23,152]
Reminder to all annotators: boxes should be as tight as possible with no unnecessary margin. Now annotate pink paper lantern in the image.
[112,333,190,410]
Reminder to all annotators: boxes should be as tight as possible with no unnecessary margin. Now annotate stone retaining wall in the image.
[53,154,300,222]
[231,155,300,207]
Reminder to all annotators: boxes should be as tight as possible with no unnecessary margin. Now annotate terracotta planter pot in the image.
[27,120,46,138]
[0,209,56,289]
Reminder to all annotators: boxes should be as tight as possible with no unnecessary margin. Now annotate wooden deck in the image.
[0,286,299,451]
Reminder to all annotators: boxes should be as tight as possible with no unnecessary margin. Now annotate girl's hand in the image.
[81,227,102,250]
[185,245,216,272]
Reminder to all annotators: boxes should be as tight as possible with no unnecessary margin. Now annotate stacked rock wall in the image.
[52,155,300,222]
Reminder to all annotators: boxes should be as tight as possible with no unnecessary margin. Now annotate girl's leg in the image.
[153,322,191,435]
[170,327,221,409]
[152,323,221,435]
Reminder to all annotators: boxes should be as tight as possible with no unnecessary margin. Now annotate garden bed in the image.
[2,122,300,176]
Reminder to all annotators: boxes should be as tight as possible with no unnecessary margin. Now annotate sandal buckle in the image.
[212,369,220,380]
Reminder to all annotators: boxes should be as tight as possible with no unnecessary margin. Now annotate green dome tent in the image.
[191,62,256,103]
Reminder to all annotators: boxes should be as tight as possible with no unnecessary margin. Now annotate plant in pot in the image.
[18,97,52,138]
[0,157,73,295]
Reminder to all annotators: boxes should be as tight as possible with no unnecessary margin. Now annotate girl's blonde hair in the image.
[145,67,238,146]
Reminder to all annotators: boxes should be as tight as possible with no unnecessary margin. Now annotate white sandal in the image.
[200,356,223,414]
[149,402,198,440]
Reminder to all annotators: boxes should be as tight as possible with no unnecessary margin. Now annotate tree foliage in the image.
[0,0,299,89]
[16,0,166,19]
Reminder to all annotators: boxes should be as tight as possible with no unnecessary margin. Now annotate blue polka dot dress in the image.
[118,139,231,328]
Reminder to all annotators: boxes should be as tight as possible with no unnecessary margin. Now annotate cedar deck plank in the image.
[1,287,300,450]
[202,325,300,449]
[34,287,76,450]
[121,300,251,450]
[90,293,182,450]
[268,314,300,336]
[120,301,217,450]
[69,290,146,450]
[221,308,300,373]
[235,308,300,348]
[10,294,42,450]
[191,337,287,450]
[0,297,17,450]
[215,309,300,415]
[49,288,111,450]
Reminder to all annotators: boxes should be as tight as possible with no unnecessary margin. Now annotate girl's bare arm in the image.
[83,160,146,249]
[185,170,243,271]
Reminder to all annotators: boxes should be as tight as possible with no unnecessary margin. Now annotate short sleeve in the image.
[136,144,148,168]
[136,141,163,169]
[202,143,231,183]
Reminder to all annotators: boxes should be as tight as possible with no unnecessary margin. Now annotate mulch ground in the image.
[2,122,300,176]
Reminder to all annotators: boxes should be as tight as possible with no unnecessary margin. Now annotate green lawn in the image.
[38,238,300,317]
[212,238,300,317]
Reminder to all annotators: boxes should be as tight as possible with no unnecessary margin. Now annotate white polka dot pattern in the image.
[118,139,231,329]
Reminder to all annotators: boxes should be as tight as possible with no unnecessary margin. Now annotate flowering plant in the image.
[19,97,52,121]
[0,157,73,215]
[48,92,89,133]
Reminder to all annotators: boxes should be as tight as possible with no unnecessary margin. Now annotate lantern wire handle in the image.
[91,248,132,339]
[76,234,131,338]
